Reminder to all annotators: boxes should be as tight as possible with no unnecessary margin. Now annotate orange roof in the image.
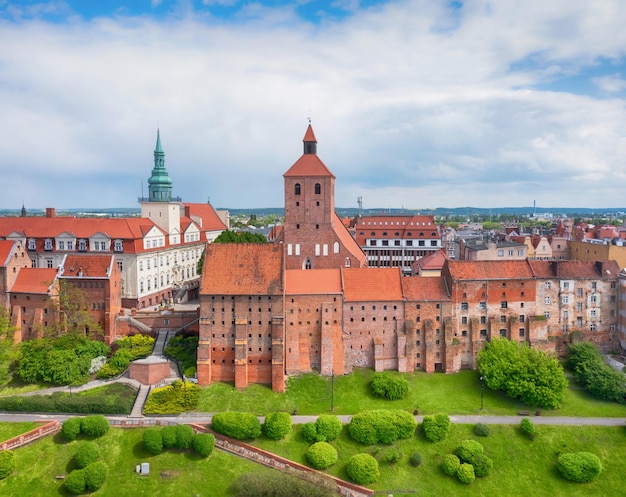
[354,215,439,243]
[285,269,342,295]
[342,267,403,301]
[530,260,620,279]
[0,240,16,267]
[402,276,450,301]
[200,243,283,295]
[283,154,335,178]
[414,248,447,270]
[184,203,228,232]
[446,260,534,280]
[11,268,58,294]
[61,255,114,278]
[333,212,367,267]
[303,124,317,143]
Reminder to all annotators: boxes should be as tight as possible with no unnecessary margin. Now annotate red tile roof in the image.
[354,215,439,243]
[414,248,447,271]
[342,267,403,301]
[200,243,283,295]
[283,154,335,178]
[446,260,534,280]
[529,260,620,279]
[402,276,450,301]
[184,203,228,232]
[61,255,114,278]
[0,240,16,267]
[303,124,317,143]
[333,212,367,267]
[285,269,342,295]
[11,268,58,294]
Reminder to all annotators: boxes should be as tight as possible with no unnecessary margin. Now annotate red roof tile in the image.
[0,240,16,267]
[342,267,403,301]
[446,260,534,280]
[283,154,335,178]
[402,276,450,301]
[200,243,283,295]
[529,260,620,279]
[11,268,58,294]
[303,124,317,143]
[184,203,228,232]
[61,255,114,278]
[414,249,447,270]
[285,269,342,295]
[333,212,367,267]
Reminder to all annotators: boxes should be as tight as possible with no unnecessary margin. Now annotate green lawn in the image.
[197,368,626,417]
[0,422,39,442]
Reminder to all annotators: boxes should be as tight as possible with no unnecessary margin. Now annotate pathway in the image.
[129,385,150,418]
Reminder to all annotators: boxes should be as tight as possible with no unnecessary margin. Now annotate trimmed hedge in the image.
[315,415,343,442]
[175,424,195,449]
[457,463,476,484]
[81,415,110,438]
[306,442,338,470]
[75,441,100,469]
[263,412,292,440]
[441,454,461,476]
[348,409,417,445]
[212,412,262,441]
[61,417,82,441]
[0,450,15,479]
[473,423,491,437]
[143,427,164,455]
[455,440,484,463]
[192,433,215,458]
[302,422,320,443]
[143,380,201,414]
[557,452,602,483]
[64,469,86,495]
[471,454,494,478]
[422,413,451,442]
[369,373,410,400]
[346,453,380,485]
[161,425,177,449]
[520,418,536,440]
[84,461,107,491]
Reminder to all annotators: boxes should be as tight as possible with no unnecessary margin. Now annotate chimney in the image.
[46,208,55,218]
[184,206,191,218]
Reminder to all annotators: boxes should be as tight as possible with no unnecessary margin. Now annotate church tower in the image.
[140,130,182,240]
[282,124,366,270]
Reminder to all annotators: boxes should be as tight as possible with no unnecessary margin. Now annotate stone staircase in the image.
[129,384,150,418]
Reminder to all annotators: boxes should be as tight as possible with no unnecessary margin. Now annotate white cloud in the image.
[592,74,626,93]
[0,0,626,209]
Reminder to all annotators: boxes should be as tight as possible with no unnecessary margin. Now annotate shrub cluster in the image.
[0,450,15,479]
[441,454,461,476]
[302,415,343,443]
[191,433,215,458]
[557,452,602,483]
[61,415,110,441]
[369,372,410,400]
[142,428,164,455]
[567,342,626,403]
[346,453,380,485]
[175,424,195,449]
[520,418,536,440]
[232,471,339,497]
[141,425,215,458]
[65,462,108,494]
[348,409,416,445]
[457,463,476,484]
[422,413,451,442]
[441,440,493,483]
[212,412,262,440]
[306,442,338,470]
[143,380,200,414]
[455,440,484,463]
[473,423,491,437]
[164,333,199,375]
[263,411,292,440]
[75,441,100,469]
[0,383,136,415]
[97,334,155,379]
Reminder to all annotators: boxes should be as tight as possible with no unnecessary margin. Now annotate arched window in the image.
[303,258,312,270]
[315,183,321,194]
[295,183,301,195]
[345,258,351,267]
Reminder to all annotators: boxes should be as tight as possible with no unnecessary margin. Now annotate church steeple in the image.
[303,123,317,155]
[147,129,173,202]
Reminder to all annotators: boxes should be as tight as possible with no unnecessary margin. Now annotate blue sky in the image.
[1,0,626,210]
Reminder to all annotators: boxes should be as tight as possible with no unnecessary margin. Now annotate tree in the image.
[478,338,568,409]
[567,342,626,403]
[0,308,18,387]
[44,281,104,339]
[214,229,268,244]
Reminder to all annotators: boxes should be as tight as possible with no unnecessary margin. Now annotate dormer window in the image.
[44,239,53,251]
[114,240,123,252]
[78,239,87,252]
[28,239,36,250]
[295,183,301,196]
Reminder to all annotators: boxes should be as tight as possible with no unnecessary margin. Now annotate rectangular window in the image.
[544,311,550,318]
[44,239,53,250]
[519,328,525,337]
[590,310,596,318]
[79,239,87,251]
[577,317,583,327]
[461,302,468,310]
[58,241,65,250]
[544,296,550,305]
[577,302,583,312]
[461,316,467,324]
[480,316,486,324]
[406,240,413,246]
[369,240,377,246]
[382,240,389,246]
[562,296,568,304]
[501,301,508,309]
[500,315,506,323]
[479,301,486,309]
[28,239,36,250]
[430,240,437,246]
[114,240,123,252]
[577,288,583,297]
[519,315,525,322]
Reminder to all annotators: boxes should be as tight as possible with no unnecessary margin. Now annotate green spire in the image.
[147,128,172,202]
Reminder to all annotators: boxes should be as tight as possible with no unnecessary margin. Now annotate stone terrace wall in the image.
[0,421,60,451]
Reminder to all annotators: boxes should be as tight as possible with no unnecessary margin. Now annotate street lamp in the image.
[480,375,486,410]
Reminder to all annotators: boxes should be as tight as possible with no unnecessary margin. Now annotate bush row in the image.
[422,413,451,442]
[142,425,215,458]
[302,415,343,443]
[65,461,108,494]
[164,334,199,375]
[212,412,261,440]
[348,409,417,445]
[61,415,110,441]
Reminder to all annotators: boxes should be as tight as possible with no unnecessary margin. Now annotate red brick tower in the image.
[283,124,366,270]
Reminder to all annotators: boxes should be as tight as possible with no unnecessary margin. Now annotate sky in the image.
[1,0,626,211]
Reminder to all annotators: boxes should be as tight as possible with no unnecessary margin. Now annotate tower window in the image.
[295,183,301,195]
[315,183,321,194]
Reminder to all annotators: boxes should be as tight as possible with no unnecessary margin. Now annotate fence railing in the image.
[0,421,61,452]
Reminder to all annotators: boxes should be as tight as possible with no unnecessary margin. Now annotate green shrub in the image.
[346,453,380,485]
[83,461,107,491]
[142,427,164,455]
[348,409,416,445]
[263,412,292,440]
[192,433,215,458]
[212,412,261,440]
[75,441,100,469]
[422,413,451,442]
[520,418,536,440]
[473,423,491,437]
[184,366,197,378]
[557,452,602,483]
[302,422,321,443]
[306,442,338,470]
[62,417,83,441]
[233,471,339,497]
[457,463,476,484]
[383,448,401,464]
[441,454,461,476]
[369,373,410,400]
[471,454,493,477]
[64,469,86,495]
[143,381,200,414]
[80,415,109,438]
[0,450,15,479]
[175,424,195,449]
[316,414,343,442]
[409,452,422,467]
[455,440,484,463]
[161,425,177,449]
